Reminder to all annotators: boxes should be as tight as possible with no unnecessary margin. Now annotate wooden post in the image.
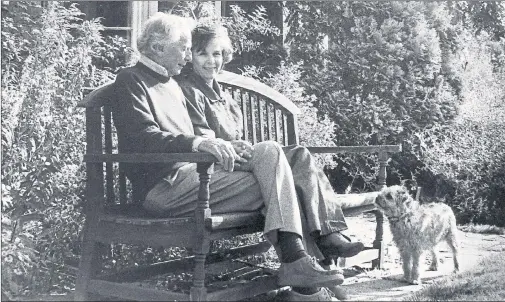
[75,107,106,301]
[415,186,422,201]
[372,151,389,269]
[190,163,213,301]
[371,210,385,270]
[377,151,389,190]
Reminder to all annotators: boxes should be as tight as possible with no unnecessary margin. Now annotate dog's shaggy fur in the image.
[375,185,460,284]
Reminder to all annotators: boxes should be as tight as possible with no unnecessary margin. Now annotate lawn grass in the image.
[407,252,505,301]
[458,223,505,235]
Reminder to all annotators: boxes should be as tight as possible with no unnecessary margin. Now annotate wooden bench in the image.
[75,70,401,301]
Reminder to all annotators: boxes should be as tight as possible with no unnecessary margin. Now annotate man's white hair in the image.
[137,13,196,54]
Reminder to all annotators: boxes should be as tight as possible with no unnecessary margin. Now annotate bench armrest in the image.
[83,152,218,163]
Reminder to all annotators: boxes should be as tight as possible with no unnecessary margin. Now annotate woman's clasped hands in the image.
[231,140,254,172]
[197,138,254,172]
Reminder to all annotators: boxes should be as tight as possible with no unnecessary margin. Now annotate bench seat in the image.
[95,192,378,249]
[100,192,378,227]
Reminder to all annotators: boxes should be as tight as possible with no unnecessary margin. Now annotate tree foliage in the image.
[415,28,505,225]
[1,1,114,296]
[285,1,505,224]
[285,1,463,146]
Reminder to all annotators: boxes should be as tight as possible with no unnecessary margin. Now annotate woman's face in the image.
[192,38,224,83]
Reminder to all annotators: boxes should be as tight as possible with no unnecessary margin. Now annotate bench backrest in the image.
[79,71,302,205]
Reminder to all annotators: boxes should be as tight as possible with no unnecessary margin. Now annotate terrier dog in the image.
[375,185,460,285]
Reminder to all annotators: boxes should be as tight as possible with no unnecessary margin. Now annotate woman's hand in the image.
[231,140,254,171]
[231,140,254,160]
[198,138,241,172]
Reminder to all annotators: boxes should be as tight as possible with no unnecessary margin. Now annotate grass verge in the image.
[407,252,505,301]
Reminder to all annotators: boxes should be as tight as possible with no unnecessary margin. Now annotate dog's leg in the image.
[447,216,460,273]
[447,233,460,272]
[428,248,439,271]
[400,249,413,283]
[409,249,422,285]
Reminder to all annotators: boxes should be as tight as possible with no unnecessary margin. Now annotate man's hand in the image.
[197,138,241,172]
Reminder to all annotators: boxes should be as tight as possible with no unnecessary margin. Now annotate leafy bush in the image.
[284,1,505,207]
[1,1,115,296]
[414,31,505,226]
[286,1,461,146]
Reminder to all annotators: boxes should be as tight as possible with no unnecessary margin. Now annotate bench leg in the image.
[75,221,104,301]
[190,164,213,301]
[371,210,385,270]
[190,253,208,301]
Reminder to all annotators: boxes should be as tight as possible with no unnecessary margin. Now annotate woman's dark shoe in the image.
[318,232,365,258]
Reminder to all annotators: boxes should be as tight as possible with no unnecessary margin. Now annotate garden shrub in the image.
[283,2,464,193]
[415,31,505,226]
[1,1,115,296]
[284,1,505,211]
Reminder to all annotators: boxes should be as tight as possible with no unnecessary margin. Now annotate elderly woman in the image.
[176,23,362,301]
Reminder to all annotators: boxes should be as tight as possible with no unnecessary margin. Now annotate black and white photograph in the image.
[2,1,505,301]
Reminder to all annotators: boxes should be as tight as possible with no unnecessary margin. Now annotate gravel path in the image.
[339,215,505,301]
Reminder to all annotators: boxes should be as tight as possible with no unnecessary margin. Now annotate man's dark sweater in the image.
[111,62,200,201]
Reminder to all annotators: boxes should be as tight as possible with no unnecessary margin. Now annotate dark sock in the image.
[320,257,334,266]
[278,231,307,263]
[292,287,320,295]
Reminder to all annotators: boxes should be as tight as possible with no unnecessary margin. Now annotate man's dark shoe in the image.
[318,232,365,258]
[277,256,345,288]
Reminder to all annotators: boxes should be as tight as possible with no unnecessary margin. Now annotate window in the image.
[76,1,158,49]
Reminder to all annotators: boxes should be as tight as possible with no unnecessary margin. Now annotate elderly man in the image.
[111,12,357,301]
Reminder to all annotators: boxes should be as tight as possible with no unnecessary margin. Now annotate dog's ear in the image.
[398,186,410,201]
[399,186,409,195]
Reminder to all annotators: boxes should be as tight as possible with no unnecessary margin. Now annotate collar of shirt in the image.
[138,55,170,78]
[188,72,226,104]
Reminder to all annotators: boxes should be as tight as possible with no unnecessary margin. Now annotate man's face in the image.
[156,34,192,77]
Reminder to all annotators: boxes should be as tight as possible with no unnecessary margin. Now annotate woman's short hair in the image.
[137,13,195,55]
[192,23,233,64]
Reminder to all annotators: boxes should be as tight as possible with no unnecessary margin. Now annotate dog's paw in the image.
[401,275,415,284]
[409,279,422,285]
